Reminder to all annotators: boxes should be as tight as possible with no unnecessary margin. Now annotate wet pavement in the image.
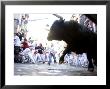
[14,62,97,76]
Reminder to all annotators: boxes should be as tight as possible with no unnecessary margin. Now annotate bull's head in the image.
[47,14,65,41]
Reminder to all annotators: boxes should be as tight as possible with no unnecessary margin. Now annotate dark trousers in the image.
[14,46,21,63]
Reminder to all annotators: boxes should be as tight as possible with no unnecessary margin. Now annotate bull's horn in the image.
[53,14,63,20]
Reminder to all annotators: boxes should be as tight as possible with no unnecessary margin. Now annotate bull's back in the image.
[65,21,97,55]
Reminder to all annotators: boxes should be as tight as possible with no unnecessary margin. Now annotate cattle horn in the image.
[53,14,63,20]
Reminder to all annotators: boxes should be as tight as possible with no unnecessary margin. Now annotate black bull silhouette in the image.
[47,14,97,72]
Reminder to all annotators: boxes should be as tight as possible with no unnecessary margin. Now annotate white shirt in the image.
[14,35,21,46]
[48,47,55,54]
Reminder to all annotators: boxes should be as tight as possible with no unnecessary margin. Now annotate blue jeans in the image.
[48,53,56,65]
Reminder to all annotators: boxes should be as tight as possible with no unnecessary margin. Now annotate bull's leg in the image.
[87,53,94,72]
[59,48,71,64]
[93,56,97,66]
[59,55,65,64]
[94,60,97,66]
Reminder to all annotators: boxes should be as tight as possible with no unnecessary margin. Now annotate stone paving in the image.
[14,62,97,76]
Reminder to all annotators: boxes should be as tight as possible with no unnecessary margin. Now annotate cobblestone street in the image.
[14,63,97,76]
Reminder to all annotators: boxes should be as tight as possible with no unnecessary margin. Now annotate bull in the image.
[47,14,97,72]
